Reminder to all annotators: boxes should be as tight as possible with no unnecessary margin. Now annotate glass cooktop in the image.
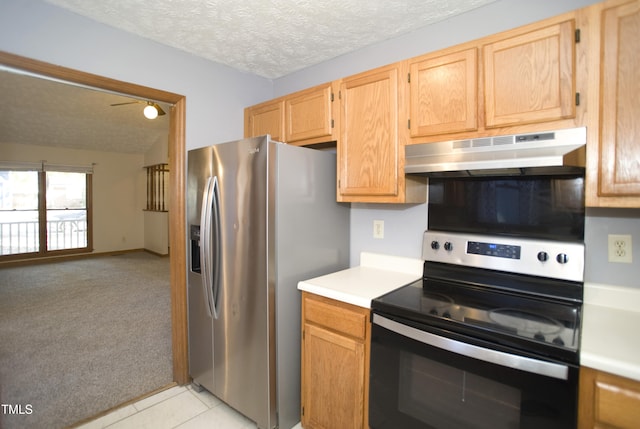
[372,275,582,362]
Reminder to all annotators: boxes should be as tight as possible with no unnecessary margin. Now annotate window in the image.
[144,163,169,212]
[0,162,92,259]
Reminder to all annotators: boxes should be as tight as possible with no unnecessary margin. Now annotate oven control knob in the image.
[552,336,565,347]
[537,251,549,262]
[431,241,440,250]
[442,311,451,319]
[429,308,438,316]
[534,332,546,342]
[556,253,569,264]
[444,242,453,252]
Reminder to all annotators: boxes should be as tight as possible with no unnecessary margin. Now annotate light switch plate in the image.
[373,220,384,239]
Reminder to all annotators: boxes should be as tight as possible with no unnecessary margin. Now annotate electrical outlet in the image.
[373,220,384,239]
[608,234,632,263]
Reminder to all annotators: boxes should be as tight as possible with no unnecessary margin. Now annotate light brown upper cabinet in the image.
[586,0,640,206]
[337,63,425,203]
[405,12,583,146]
[244,98,285,142]
[245,82,338,147]
[483,19,577,128]
[339,65,399,201]
[244,6,598,204]
[285,82,338,145]
[408,48,478,137]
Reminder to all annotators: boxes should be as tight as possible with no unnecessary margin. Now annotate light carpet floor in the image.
[0,252,173,429]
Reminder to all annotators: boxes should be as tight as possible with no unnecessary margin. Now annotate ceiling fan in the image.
[110,100,166,119]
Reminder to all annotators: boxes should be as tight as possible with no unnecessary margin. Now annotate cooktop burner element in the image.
[488,308,563,335]
[421,292,454,317]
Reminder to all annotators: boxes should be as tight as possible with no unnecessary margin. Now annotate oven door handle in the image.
[373,314,569,381]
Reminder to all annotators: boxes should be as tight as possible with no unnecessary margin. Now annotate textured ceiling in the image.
[0,69,171,154]
[42,0,497,79]
[2,0,497,155]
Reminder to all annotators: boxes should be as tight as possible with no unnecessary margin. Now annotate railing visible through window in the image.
[46,170,89,251]
[0,219,88,254]
[0,161,92,259]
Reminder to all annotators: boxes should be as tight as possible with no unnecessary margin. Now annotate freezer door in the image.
[211,137,272,428]
[187,146,215,393]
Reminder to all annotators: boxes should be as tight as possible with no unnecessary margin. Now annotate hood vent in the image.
[405,127,586,177]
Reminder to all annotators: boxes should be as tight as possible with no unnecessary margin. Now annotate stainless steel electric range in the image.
[369,170,586,429]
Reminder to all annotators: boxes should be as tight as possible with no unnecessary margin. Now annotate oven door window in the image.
[399,355,522,428]
[369,317,578,429]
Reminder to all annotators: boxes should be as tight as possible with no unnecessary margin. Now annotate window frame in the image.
[0,165,93,261]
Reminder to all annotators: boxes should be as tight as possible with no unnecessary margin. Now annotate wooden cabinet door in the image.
[302,323,365,429]
[483,19,576,128]
[285,83,335,144]
[409,48,478,137]
[598,0,640,198]
[244,99,285,141]
[339,65,400,200]
[579,367,640,429]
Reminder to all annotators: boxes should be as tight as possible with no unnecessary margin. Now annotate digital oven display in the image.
[467,241,521,259]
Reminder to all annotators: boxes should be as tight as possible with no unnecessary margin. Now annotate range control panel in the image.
[422,231,585,282]
[467,241,521,259]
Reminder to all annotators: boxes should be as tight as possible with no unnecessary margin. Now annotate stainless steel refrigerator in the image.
[187,136,350,429]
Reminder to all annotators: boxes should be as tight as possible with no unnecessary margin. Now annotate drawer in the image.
[303,293,368,340]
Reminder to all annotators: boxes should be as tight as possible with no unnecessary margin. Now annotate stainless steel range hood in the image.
[405,127,586,176]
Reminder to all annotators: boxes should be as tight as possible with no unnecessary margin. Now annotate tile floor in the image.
[76,385,303,429]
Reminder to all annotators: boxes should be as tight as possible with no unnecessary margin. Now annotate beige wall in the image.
[1,142,147,253]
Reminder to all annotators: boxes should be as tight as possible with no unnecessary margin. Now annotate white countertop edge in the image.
[581,351,640,382]
[298,265,420,309]
[359,252,423,277]
[297,253,423,309]
[584,282,640,311]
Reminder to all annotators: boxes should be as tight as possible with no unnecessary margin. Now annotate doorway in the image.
[0,49,189,390]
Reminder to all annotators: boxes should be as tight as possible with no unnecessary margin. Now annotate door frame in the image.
[0,51,189,384]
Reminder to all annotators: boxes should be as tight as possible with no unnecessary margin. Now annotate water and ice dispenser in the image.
[190,224,201,273]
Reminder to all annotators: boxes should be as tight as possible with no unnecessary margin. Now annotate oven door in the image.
[369,314,578,429]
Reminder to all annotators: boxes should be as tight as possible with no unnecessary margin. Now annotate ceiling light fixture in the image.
[110,100,166,118]
[143,103,159,120]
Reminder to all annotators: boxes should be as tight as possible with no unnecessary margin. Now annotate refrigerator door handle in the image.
[199,176,215,318]
[210,175,221,319]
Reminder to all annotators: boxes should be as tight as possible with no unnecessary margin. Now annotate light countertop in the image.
[297,252,422,308]
[581,283,640,381]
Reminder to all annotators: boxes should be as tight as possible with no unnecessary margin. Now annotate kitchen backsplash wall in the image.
[349,202,427,264]
[350,203,640,290]
[584,208,640,289]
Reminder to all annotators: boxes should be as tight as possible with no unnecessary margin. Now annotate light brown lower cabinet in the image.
[579,366,640,428]
[301,292,370,429]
